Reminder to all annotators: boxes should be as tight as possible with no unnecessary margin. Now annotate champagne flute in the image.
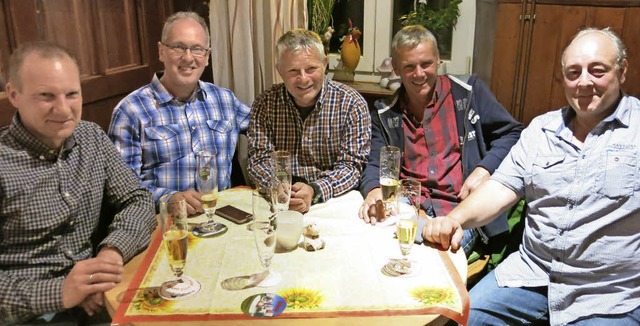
[394,180,420,273]
[158,194,201,300]
[380,146,401,218]
[252,187,282,287]
[195,150,219,230]
[270,150,292,212]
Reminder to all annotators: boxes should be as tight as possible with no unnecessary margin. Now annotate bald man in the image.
[421,27,640,325]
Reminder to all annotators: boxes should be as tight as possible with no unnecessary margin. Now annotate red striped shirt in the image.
[400,76,463,216]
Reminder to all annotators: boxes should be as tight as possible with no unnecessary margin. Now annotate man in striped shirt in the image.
[248,29,371,213]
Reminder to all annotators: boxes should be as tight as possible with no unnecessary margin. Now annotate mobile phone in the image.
[215,205,253,225]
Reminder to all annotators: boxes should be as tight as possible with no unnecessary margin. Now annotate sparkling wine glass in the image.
[380,146,401,218]
[252,187,282,287]
[395,181,420,272]
[158,194,201,300]
[270,150,291,212]
[195,150,218,229]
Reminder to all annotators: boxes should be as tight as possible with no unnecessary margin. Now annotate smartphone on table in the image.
[215,205,253,225]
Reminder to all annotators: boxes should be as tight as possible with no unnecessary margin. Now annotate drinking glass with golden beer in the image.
[380,146,401,218]
[158,194,201,300]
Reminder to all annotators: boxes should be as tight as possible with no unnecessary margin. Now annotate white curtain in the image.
[209,0,308,106]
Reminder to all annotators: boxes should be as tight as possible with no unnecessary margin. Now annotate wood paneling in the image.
[491,1,640,125]
[0,0,173,130]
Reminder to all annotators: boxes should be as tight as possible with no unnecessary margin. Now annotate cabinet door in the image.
[0,0,172,129]
[491,1,640,125]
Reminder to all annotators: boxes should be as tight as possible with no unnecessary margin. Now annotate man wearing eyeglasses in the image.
[108,12,251,214]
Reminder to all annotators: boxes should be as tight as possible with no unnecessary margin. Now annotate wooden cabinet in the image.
[491,0,640,125]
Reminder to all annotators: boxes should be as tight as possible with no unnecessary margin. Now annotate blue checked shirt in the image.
[108,73,251,205]
[247,78,371,201]
[0,117,155,323]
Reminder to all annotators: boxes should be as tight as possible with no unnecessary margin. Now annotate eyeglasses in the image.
[162,43,210,58]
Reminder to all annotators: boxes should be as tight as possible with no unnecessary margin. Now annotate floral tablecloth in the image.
[111,188,469,325]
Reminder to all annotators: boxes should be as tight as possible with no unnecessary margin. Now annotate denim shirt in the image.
[492,95,640,325]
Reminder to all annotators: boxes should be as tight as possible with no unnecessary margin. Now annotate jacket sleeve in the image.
[359,101,387,196]
[472,78,524,174]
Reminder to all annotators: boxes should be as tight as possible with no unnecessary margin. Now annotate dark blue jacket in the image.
[359,75,523,239]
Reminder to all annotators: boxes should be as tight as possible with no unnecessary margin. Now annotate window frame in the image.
[327,0,476,82]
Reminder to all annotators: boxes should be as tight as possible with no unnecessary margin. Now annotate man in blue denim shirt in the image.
[109,12,250,214]
[422,27,640,325]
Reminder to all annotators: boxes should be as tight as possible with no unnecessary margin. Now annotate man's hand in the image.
[289,182,313,213]
[77,247,123,316]
[172,190,203,216]
[359,188,383,225]
[62,255,124,310]
[458,167,490,200]
[421,216,465,252]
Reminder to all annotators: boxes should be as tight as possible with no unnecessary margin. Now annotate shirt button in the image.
[64,192,70,197]
[192,126,196,130]
[39,155,45,160]
[429,170,435,174]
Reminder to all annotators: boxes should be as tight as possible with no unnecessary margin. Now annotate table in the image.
[106,188,468,325]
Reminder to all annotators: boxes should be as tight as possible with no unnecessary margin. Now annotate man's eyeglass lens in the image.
[164,44,209,57]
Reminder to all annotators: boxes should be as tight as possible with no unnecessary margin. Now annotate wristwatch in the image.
[310,183,324,205]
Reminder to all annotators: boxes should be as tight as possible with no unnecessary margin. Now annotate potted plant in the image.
[399,0,462,56]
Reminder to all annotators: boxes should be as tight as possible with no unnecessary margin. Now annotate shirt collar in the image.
[9,114,76,161]
[284,77,330,109]
[548,93,629,137]
[150,72,206,105]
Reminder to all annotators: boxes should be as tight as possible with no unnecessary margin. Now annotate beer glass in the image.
[195,150,218,227]
[159,194,201,299]
[270,150,291,212]
[379,146,401,216]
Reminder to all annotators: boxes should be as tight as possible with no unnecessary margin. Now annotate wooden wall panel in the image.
[492,1,640,125]
[0,0,173,130]
[621,8,640,98]
[95,0,141,71]
[490,2,521,117]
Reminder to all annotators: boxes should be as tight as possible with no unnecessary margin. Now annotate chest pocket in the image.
[144,124,185,163]
[596,149,636,198]
[530,155,566,199]
[207,119,232,133]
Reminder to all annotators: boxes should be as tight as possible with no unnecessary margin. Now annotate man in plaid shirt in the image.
[109,12,251,215]
[1,42,155,324]
[248,29,371,213]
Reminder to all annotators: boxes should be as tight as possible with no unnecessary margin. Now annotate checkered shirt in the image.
[0,117,155,323]
[247,78,371,201]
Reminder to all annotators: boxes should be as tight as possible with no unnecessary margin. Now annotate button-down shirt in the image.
[247,78,371,201]
[400,76,463,216]
[0,117,155,323]
[492,95,640,325]
[108,73,251,205]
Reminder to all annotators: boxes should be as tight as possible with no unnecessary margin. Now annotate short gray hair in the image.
[8,41,79,91]
[161,11,210,46]
[561,27,627,71]
[276,29,325,65]
[391,25,439,64]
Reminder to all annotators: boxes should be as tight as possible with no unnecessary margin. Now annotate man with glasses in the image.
[108,12,251,214]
